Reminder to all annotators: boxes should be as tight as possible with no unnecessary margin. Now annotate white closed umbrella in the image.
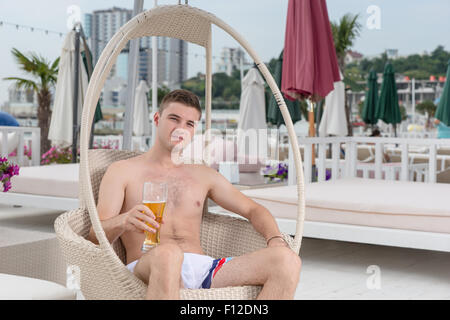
[238,67,267,132]
[133,80,151,136]
[48,30,89,148]
[237,67,267,156]
[318,71,348,137]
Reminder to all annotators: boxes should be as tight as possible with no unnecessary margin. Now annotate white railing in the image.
[288,136,450,185]
[397,131,437,139]
[0,126,40,166]
[93,135,152,151]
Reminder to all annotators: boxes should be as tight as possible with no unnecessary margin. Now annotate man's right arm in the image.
[87,161,159,245]
[87,161,127,245]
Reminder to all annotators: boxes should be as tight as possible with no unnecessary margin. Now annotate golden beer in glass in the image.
[142,182,168,252]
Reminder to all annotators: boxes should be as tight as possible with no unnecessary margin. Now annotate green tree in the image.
[330,13,362,135]
[181,76,205,98]
[3,48,59,155]
[416,100,437,130]
[359,45,450,79]
[403,70,430,80]
[331,13,362,72]
[399,105,407,121]
[148,84,171,107]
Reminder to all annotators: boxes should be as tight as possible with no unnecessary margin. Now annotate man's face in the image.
[154,102,201,151]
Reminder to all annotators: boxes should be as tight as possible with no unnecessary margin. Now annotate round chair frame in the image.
[55,4,305,300]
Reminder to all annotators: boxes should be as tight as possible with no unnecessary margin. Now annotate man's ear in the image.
[154,111,160,126]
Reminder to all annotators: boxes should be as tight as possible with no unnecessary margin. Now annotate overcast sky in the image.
[1,0,450,105]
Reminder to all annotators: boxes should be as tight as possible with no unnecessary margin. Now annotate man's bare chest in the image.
[122,170,208,214]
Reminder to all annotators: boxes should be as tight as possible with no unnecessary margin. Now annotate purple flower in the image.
[263,162,288,181]
[12,164,19,176]
[0,157,7,163]
[3,180,11,192]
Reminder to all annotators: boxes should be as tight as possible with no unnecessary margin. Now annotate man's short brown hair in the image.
[159,89,202,119]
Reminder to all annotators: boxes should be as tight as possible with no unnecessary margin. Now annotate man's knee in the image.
[146,243,184,268]
[270,247,302,276]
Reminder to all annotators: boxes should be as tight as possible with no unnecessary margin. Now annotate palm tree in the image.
[331,13,362,72]
[331,13,362,136]
[3,48,59,155]
[416,100,437,130]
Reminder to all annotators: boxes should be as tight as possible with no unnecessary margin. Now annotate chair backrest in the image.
[80,149,143,207]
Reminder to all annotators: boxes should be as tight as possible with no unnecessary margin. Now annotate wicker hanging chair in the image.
[54,4,306,300]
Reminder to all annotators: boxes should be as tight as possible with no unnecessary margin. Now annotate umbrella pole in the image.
[123,0,144,150]
[307,100,317,182]
[72,27,80,163]
[79,25,96,150]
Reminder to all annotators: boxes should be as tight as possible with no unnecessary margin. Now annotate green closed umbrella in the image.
[362,69,379,127]
[435,59,450,126]
[267,50,302,127]
[376,63,402,136]
[81,48,103,123]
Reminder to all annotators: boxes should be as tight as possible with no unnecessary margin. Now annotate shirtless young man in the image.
[87,89,301,300]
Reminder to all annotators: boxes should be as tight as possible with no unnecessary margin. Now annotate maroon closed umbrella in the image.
[281,0,340,102]
[281,0,340,177]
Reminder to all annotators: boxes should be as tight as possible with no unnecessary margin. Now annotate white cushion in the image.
[0,273,76,300]
[10,163,78,198]
[241,178,450,234]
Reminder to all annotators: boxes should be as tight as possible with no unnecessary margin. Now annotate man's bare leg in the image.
[133,243,184,300]
[210,247,301,299]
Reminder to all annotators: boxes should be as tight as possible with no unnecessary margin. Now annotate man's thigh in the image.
[210,247,286,288]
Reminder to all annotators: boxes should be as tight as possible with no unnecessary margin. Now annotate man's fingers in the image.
[135,205,155,219]
[144,217,160,229]
[134,220,156,234]
[135,216,159,229]
[136,212,160,228]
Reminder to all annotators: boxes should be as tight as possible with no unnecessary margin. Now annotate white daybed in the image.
[0,273,76,300]
[0,164,78,291]
[211,178,450,252]
[0,163,79,210]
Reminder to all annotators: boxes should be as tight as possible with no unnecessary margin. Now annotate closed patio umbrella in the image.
[281,0,340,102]
[435,59,450,126]
[133,80,151,137]
[81,48,103,124]
[362,69,379,128]
[237,67,267,157]
[48,30,89,148]
[376,63,402,136]
[318,71,348,137]
[281,0,341,178]
[238,67,267,132]
[267,50,302,127]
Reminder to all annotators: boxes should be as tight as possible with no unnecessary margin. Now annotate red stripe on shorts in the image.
[212,258,226,278]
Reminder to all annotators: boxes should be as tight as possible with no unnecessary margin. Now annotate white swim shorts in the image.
[126,252,233,289]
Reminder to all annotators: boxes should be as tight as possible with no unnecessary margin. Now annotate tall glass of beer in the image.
[141,181,168,252]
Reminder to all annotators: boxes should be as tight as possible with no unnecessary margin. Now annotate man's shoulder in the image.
[184,163,217,176]
[106,155,141,178]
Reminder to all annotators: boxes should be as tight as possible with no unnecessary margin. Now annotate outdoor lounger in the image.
[227,178,450,253]
[1,163,79,210]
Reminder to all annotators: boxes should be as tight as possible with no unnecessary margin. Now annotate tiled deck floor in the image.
[1,204,449,300]
[294,237,450,299]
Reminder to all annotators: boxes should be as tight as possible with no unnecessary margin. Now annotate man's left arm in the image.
[207,168,288,248]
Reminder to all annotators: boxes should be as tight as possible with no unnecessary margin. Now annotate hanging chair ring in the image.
[70,4,305,300]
